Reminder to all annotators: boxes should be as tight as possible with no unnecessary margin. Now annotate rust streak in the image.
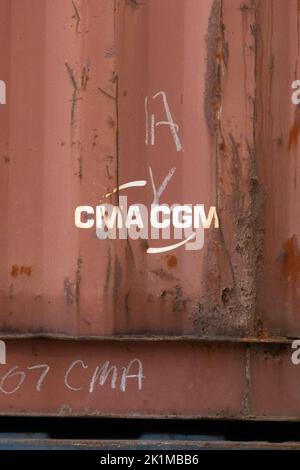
[281,235,300,281]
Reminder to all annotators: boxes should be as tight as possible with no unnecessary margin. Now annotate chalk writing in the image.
[0,358,144,395]
[149,166,176,204]
[145,91,183,151]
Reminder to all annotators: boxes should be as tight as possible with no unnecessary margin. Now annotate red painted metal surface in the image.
[0,0,117,335]
[0,339,295,420]
[0,0,299,419]
[0,340,245,417]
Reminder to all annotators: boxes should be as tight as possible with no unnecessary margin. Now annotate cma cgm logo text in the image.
[75,90,219,253]
[75,190,219,254]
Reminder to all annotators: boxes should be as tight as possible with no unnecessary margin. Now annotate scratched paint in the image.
[0,0,299,420]
[0,339,297,420]
[255,0,300,336]
[0,0,299,340]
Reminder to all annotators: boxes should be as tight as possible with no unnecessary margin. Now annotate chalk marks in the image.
[149,166,176,204]
[145,91,183,151]
[0,358,144,395]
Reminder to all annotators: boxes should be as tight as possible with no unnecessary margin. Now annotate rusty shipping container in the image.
[0,0,299,422]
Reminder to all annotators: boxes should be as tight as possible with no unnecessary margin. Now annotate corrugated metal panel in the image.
[0,0,261,337]
[0,338,296,420]
[0,0,299,419]
[0,0,117,335]
[255,0,300,336]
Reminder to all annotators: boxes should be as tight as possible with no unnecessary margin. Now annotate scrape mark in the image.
[242,347,251,416]
[65,62,79,130]
[64,277,74,304]
[63,257,82,306]
[113,256,122,297]
[98,87,116,101]
[72,0,81,34]
[104,246,112,293]
[76,155,82,180]
[75,256,82,304]
[81,61,91,90]
[151,269,178,282]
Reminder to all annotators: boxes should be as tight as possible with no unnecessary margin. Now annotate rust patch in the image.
[255,318,269,339]
[199,0,264,336]
[288,105,300,151]
[204,0,227,134]
[166,254,177,268]
[10,265,19,277]
[281,235,300,281]
[63,257,82,306]
[75,152,82,179]
[11,265,32,277]
[161,285,188,313]
[221,287,234,306]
